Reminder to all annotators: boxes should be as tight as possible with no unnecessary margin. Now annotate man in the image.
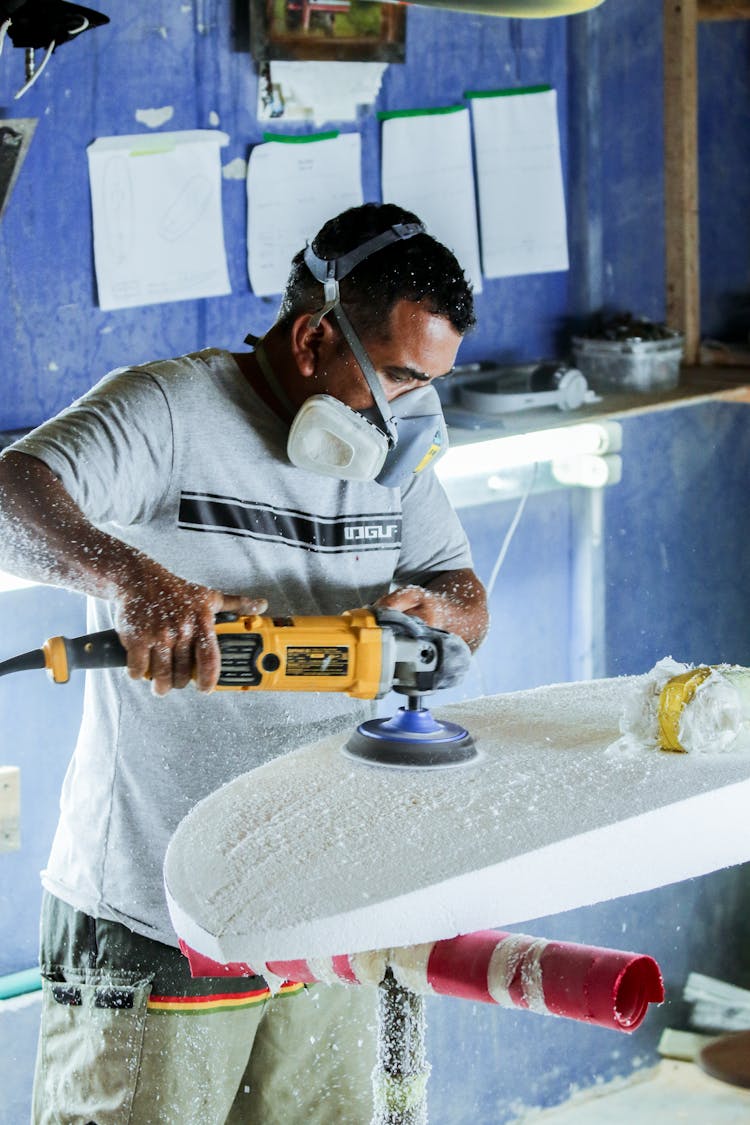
[0,202,488,1123]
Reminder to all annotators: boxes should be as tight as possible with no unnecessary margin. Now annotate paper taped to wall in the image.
[469,87,569,279]
[87,130,231,311]
[380,106,482,292]
[247,131,363,297]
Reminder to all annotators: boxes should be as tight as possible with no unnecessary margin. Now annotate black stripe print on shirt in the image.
[178,492,402,553]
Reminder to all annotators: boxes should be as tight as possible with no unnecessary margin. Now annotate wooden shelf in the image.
[581,364,750,421]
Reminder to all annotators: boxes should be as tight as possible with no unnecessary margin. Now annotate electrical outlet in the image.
[0,766,20,853]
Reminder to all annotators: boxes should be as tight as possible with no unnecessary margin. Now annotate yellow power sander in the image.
[0,608,477,769]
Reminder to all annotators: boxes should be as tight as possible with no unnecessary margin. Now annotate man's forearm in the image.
[0,450,155,599]
[423,568,489,651]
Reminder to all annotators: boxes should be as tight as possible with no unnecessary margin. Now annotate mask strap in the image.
[302,222,425,449]
[244,334,297,420]
[308,222,424,283]
[329,303,397,446]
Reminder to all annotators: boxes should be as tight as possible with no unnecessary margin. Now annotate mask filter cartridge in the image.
[287,395,389,480]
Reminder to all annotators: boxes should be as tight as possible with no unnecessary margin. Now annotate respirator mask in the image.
[249,222,449,488]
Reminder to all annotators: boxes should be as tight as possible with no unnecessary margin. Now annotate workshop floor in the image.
[517,1060,750,1123]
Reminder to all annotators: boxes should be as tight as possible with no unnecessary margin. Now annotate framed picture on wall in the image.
[249,0,406,63]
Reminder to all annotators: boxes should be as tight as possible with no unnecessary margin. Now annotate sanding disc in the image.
[343,705,478,769]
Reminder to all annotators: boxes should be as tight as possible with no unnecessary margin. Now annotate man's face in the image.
[311,298,462,412]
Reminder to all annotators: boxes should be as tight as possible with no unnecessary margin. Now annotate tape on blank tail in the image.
[527,940,664,1031]
[427,930,505,1004]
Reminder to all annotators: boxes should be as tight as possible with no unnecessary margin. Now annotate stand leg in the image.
[372,968,431,1125]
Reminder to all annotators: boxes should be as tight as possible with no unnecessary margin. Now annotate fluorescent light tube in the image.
[438,421,622,480]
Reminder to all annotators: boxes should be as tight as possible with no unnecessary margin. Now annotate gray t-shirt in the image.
[12,348,473,945]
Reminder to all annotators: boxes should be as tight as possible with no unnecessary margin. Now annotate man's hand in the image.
[375,567,488,652]
[115,566,267,695]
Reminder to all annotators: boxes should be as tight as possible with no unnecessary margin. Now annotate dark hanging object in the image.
[0,117,36,220]
[0,0,109,97]
[1,0,108,49]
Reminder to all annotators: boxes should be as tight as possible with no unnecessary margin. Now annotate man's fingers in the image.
[376,595,427,618]
[125,634,216,693]
[220,593,269,617]
[149,644,174,697]
[375,586,422,613]
[125,641,151,682]
[172,642,193,690]
[115,585,270,694]
[193,628,222,693]
[376,587,442,628]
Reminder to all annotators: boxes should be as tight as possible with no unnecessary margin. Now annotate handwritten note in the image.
[87,130,231,310]
[380,107,482,292]
[247,132,363,297]
[469,87,569,279]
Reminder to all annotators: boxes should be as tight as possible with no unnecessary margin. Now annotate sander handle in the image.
[42,629,126,684]
[0,630,126,684]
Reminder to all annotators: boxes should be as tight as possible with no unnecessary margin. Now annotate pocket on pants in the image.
[33,974,153,1125]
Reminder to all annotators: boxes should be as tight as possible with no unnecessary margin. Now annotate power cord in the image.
[476,462,538,697]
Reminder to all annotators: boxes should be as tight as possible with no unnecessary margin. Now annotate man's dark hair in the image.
[278,202,476,341]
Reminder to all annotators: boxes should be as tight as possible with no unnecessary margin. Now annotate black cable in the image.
[0,648,45,677]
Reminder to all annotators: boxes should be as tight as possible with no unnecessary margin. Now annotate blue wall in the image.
[605,403,750,677]
[2,1,750,1122]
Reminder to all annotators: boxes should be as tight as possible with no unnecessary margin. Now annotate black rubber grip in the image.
[63,629,127,672]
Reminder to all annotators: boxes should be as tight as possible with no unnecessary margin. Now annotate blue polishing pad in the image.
[343,706,478,770]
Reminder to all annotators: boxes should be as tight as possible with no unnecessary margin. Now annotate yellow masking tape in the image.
[657,667,712,752]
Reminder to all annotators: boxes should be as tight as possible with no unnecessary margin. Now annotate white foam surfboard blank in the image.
[165,678,750,965]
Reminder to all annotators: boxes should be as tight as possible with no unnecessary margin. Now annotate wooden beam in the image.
[663,0,701,364]
[698,0,750,20]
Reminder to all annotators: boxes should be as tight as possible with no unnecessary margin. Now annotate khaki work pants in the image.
[32,893,377,1124]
